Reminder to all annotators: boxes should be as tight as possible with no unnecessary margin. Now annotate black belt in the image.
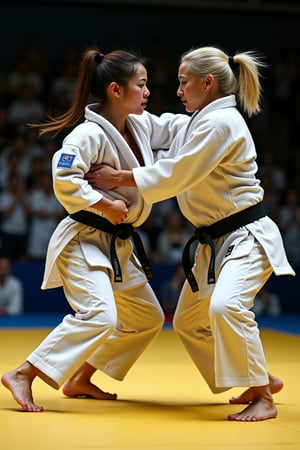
[70,210,154,283]
[182,202,266,292]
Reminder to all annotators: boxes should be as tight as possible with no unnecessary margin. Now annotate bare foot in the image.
[229,373,284,404]
[1,365,43,412]
[228,385,277,422]
[228,399,277,421]
[63,379,117,400]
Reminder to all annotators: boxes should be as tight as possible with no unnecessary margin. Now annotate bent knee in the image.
[75,308,117,332]
[105,313,118,333]
[157,307,165,328]
[209,301,236,319]
[147,306,165,332]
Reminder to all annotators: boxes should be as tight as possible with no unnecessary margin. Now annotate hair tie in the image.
[95,53,104,65]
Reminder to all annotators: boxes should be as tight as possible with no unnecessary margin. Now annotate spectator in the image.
[42,138,57,172]
[24,126,44,160]
[257,149,287,198]
[51,61,78,105]
[139,209,163,262]
[252,286,282,317]
[7,82,45,134]
[160,263,185,317]
[0,150,22,192]
[6,55,44,100]
[260,172,279,222]
[0,173,30,260]
[0,132,32,189]
[26,171,66,260]
[156,208,191,264]
[48,85,72,120]
[25,155,46,192]
[278,188,300,266]
[0,255,24,315]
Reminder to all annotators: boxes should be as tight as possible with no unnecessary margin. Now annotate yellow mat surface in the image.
[1,327,299,450]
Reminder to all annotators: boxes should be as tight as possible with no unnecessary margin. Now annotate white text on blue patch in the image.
[57,153,75,169]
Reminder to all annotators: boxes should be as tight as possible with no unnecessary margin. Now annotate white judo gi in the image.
[27,104,189,389]
[132,95,296,392]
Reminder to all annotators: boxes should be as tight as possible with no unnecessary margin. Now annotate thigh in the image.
[173,279,211,332]
[56,235,116,317]
[114,282,164,330]
[211,240,272,314]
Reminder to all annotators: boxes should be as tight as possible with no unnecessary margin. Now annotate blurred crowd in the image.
[0,35,299,316]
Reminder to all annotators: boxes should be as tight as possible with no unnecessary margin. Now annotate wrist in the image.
[117,170,136,187]
[93,197,112,215]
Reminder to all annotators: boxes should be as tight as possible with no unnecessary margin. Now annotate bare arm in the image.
[86,164,136,190]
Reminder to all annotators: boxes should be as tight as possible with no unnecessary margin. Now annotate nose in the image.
[177,88,183,97]
[144,87,150,97]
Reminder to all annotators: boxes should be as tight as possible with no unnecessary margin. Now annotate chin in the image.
[186,106,197,113]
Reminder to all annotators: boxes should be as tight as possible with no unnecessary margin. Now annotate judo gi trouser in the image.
[173,239,273,393]
[27,236,164,389]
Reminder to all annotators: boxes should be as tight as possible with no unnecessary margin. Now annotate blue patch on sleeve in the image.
[57,153,76,168]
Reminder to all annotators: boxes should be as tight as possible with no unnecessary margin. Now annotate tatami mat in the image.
[0,324,300,450]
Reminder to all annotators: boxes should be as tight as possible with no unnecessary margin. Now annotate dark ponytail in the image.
[31,48,145,137]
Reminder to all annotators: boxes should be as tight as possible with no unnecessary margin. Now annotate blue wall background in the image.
[11,261,300,314]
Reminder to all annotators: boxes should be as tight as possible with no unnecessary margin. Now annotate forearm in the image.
[85,165,137,190]
[91,197,115,214]
[113,170,137,187]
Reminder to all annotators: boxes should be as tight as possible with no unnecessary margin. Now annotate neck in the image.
[99,105,127,135]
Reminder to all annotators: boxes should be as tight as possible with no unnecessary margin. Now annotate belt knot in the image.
[194,228,211,244]
[114,224,134,240]
[70,211,154,283]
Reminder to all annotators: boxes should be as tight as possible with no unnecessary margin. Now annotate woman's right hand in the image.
[97,198,131,225]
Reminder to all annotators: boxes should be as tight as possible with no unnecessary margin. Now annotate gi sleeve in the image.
[138,111,190,151]
[132,117,229,204]
[52,124,105,214]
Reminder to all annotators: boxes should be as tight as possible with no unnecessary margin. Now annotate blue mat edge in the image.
[0,313,299,335]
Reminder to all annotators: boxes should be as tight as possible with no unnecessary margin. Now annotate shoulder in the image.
[7,275,22,289]
[69,120,104,137]
[63,121,108,148]
[193,101,245,137]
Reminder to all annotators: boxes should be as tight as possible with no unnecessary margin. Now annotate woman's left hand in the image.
[85,164,118,190]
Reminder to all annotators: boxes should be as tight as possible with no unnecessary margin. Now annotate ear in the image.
[108,82,121,98]
[204,74,214,90]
